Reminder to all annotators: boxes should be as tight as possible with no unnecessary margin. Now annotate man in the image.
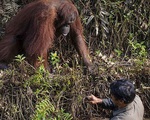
[86,79,144,120]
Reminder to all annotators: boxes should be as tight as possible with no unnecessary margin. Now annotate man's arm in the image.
[101,98,116,110]
[86,94,116,110]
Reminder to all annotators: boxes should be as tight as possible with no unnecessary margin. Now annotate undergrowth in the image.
[0,53,149,119]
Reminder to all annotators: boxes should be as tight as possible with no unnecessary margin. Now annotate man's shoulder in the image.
[133,95,144,111]
[134,95,142,102]
[111,95,144,120]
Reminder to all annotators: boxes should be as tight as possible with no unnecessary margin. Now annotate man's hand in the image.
[85,94,103,104]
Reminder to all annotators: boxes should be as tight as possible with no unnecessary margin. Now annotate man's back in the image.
[111,95,144,120]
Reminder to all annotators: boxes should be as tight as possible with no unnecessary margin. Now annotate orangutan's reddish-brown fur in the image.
[0,0,93,72]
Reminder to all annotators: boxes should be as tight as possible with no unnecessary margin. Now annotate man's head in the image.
[110,79,136,106]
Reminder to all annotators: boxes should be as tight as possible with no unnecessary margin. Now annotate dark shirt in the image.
[101,95,144,120]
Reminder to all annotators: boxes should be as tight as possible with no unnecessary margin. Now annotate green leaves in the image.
[129,40,148,58]
[50,51,60,67]
[15,54,26,63]
[32,99,73,120]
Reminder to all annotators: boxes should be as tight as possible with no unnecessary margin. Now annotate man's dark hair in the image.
[110,79,136,104]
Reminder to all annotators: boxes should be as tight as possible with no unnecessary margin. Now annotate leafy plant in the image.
[114,49,123,57]
[32,98,54,120]
[32,98,73,120]
[129,40,148,58]
[24,64,50,89]
[50,51,60,67]
[38,56,45,65]
[15,54,26,63]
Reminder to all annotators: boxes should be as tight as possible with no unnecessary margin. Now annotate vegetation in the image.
[0,0,150,120]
